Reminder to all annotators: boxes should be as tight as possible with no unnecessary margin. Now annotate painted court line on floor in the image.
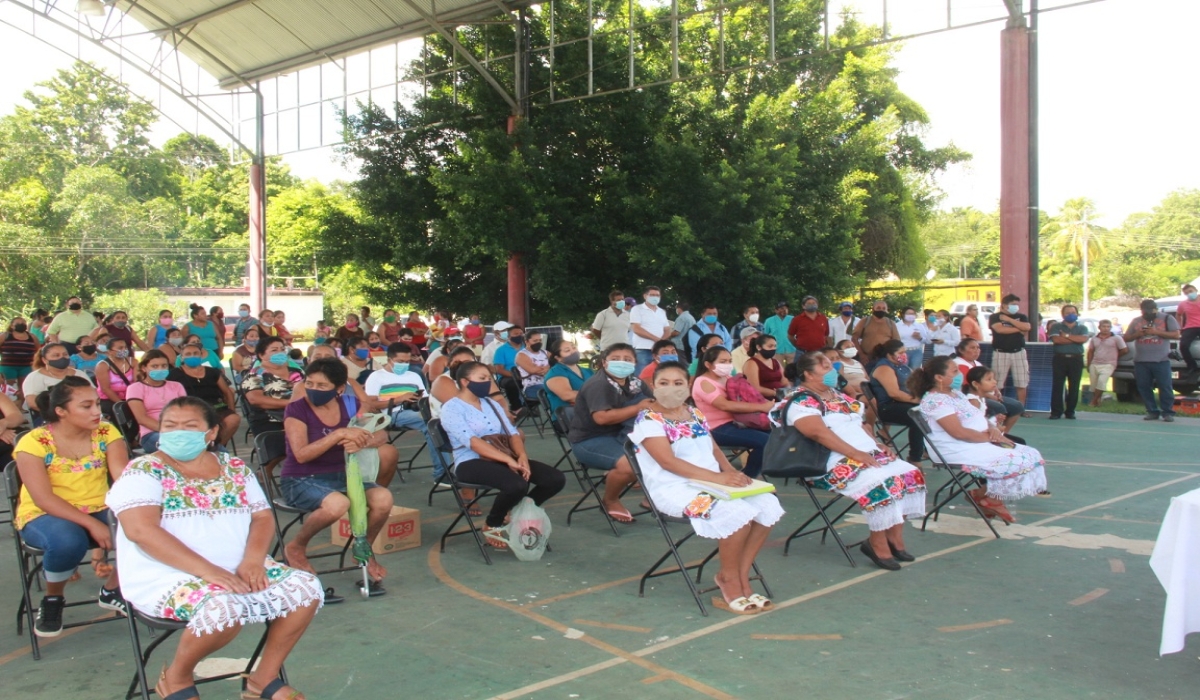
[1068,588,1110,606]
[573,619,654,634]
[937,619,1013,633]
[1109,558,1126,573]
[751,633,843,641]
[487,472,1199,699]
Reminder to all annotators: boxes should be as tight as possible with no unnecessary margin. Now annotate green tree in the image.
[1041,197,1104,311]
[336,0,966,324]
[919,207,1001,279]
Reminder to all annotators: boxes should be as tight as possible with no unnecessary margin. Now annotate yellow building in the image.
[858,278,1001,312]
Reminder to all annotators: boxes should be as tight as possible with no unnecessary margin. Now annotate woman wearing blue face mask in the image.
[178,333,224,369]
[567,344,654,522]
[915,358,1046,524]
[170,343,241,448]
[126,350,187,453]
[771,351,927,571]
[108,397,322,700]
[341,336,374,387]
[240,337,303,437]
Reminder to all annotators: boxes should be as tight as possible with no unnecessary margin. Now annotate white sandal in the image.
[711,596,760,615]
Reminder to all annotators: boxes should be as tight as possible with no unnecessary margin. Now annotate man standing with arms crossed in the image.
[989,294,1033,407]
[1125,298,1181,422]
[851,300,900,358]
[1047,304,1091,420]
[787,296,831,356]
[629,286,671,376]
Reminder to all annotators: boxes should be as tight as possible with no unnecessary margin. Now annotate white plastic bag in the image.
[487,497,552,561]
[346,412,390,482]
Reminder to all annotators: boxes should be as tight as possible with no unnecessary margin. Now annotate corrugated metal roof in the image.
[116,0,529,89]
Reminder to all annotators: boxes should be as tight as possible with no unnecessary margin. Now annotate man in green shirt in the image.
[46,296,99,355]
[1048,304,1091,420]
[762,301,796,363]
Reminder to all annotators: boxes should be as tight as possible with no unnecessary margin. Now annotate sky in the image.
[0,0,1195,229]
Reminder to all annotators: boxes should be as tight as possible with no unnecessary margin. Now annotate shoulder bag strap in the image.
[483,398,512,437]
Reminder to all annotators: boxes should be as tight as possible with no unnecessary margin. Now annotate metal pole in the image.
[769,0,776,62]
[628,0,635,89]
[248,84,267,311]
[588,0,594,95]
[671,0,679,79]
[1027,0,1040,339]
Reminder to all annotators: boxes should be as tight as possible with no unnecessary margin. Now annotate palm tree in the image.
[1041,198,1105,312]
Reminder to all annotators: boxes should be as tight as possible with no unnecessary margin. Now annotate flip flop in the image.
[323,587,345,605]
[482,527,509,549]
[711,596,760,615]
[605,508,636,523]
[241,676,306,700]
[157,666,200,700]
[356,579,387,597]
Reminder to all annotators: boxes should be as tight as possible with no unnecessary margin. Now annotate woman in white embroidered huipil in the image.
[107,397,322,700]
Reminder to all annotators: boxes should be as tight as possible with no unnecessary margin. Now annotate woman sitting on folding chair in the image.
[544,339,593,413]
[108,397,322,700]
[914,360,1047,524]
[631,362,783,615]
[773,352,927,572]
[441,361,565,548]
[15,377,129,637]
[866,339,926,464]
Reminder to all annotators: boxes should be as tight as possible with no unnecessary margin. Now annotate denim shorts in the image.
[569,435,626,471]
[279,472,380,513]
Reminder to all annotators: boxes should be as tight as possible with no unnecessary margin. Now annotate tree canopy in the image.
[335,0,967,326]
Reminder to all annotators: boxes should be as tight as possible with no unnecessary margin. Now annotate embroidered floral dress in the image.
[14,423,121,530]
[106,452,323,635]
[630,408,784,539]
[770,390,926,531]
[919,390,1047,500]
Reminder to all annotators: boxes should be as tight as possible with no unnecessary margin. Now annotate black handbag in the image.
[762,391,831,479]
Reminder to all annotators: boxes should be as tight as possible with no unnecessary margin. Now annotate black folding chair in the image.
[859,383,909,457]
[430,418,499,564]
[123,606,282,700]
[538,391,587,492]
[111,400,143,454]
[514,386,547,439]
[4,461,122,660]
[385,397,429,473]
[563,407,647,537]
[760,465,858,567]
[622,442,772,616]
[251,432,357,574]
[909,407,1002,539]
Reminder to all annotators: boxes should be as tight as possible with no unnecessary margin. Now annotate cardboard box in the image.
[332,505,420,555]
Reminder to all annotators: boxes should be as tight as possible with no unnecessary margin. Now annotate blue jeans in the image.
[634,349,656,378]
[1134,361,1175,416]
[390,409,447,478]
[20,511,110,583]
[710,422,769,478]
[280,472,381,513]
[522,384,544,402]
[570,435,627,471]
[905,347,924,371]
[140,431,161,453]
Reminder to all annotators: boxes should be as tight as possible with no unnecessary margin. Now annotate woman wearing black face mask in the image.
[279,358,398,594]
[515,331,550,402]
[741,334,786,399]
[0,316,40,393]
[440,361,565,548]
[544,339,594,414]
[22,343,92,417]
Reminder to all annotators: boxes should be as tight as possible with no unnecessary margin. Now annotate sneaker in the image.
[34,596,65,638]
[1162,415,1176,423]
[1144,414,1160,421]
[97,586,127,614]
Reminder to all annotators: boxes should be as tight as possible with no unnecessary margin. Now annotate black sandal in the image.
[323,587,344,604]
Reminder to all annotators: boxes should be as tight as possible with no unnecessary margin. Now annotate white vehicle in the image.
[948,301,998,342]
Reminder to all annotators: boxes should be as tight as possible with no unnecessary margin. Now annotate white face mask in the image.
[841,347,858,358]
[748,313,760,323]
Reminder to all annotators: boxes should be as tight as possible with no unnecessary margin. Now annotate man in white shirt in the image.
[591,290,631,351]
[928,309,961,357]
[363,342,444,478]
[897,306,930,370]
[830,302,859,346]
[629,285,671,375]
[480,321,511,367]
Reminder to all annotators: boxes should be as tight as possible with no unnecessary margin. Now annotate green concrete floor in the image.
[2,411,1198,699]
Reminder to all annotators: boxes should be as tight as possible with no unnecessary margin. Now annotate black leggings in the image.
[876,400,924,461]
[455,458,566,527]
[1181,327,1200,372]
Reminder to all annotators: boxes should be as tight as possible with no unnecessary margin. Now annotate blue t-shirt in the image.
[440,397,518,467]
[544,363,594,414]
[491,342,523,373]
[70,353,105,379]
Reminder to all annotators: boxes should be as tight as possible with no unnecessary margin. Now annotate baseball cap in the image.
[775,301,788,309]
[494,321,513,332]
[839,301,854,309]
[739,327,760,340]
[802,295,818,304]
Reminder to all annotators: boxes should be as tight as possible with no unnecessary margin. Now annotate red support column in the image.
[507,252,527,326]
[999,26,1031,319]
[248,162,267,311]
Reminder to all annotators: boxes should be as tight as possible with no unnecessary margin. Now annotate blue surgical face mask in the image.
[606,360,636,379]
[354,348,370,360]
[313,337,326,345]
[950,372,964,391]
[1007,304,1019,314]
[238,309,250,318]
[183,356,204,368]
[1189,292,1199,301]
[147,369,170,382]
[157,429,210,461]
[96,344,108,353]
[704,314,718,325]
[658,354,679,364]
[614,300,625,311]
[391,362,410,376]
[832,361,844,373]
[822,368,839,388]
[268,352,289,366]
[646,295,660,306]
[1064,313,1078,323]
